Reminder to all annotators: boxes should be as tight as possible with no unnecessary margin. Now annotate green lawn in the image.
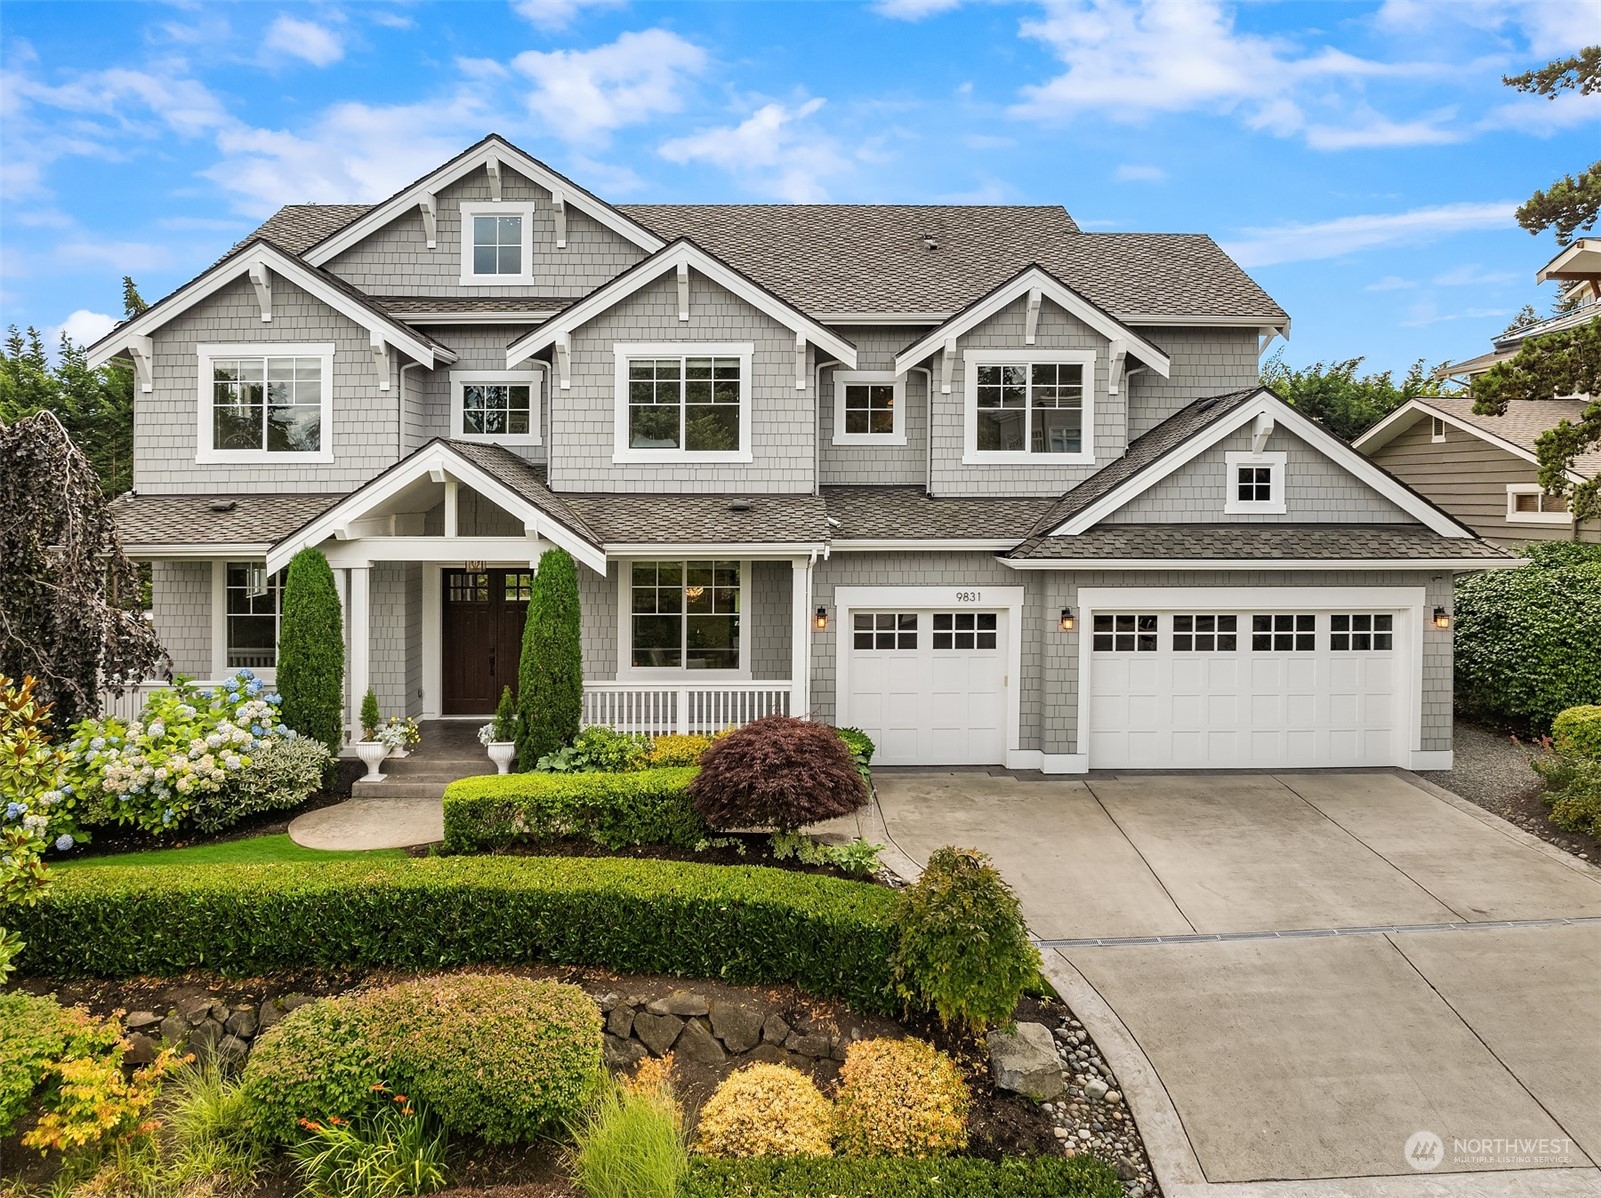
[61,834,407,869]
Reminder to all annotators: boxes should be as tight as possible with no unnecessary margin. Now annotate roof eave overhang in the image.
[505,241,858,368]
[1355,399,1591,483]
[85,242,446,371]
[122,542,274,557]
[893,266,1172,377]
[1535,239,1601,285]
[828,538,1020,552]
[999,555,1523,571]
[604,542,828,557]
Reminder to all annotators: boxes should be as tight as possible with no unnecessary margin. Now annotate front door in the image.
[441,568,531,715]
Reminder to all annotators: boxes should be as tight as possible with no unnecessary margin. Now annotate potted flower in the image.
[354,688,389,780]
[381,714,421,758]
[480,686,518,775]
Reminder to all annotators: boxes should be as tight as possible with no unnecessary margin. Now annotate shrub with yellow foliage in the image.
[834,1037,968,1157]
[692,1063,833,1159]
[645,734,714,768]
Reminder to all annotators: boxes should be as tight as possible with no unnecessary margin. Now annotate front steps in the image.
[350,721,496,800]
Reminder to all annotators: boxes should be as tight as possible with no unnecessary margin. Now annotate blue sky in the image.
[1,0,1597,376]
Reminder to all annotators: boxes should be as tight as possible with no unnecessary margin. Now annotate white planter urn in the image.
[354,740,389,780]
[389,745,410,759]
[486,742,517,775]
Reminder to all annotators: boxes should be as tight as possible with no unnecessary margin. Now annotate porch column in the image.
[790,556,810,718]
[348,565,371,745]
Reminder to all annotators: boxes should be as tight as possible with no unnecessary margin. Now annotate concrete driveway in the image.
[869,770,1601,1197]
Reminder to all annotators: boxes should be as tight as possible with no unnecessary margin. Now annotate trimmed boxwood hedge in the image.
[442,767,704,852]
[6,855,898,1011]
[682,1156,1121,1198]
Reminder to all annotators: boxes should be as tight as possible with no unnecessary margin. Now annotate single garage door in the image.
[846,609,1007,766]
[1087,608,1404,769]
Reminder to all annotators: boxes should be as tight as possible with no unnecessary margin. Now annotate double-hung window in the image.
[613,343,754,463]
[197,343,334,464]
[450,370,540,445]
[626,560,744,672]
[962,349,1094,464]
[224,563,284,670]
[1224,451,1287,514]
[832,370,906,446]
[459,202,536,284]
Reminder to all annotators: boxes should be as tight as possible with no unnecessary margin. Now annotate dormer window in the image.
[460,202,536,284]
[1224,451,1286,514]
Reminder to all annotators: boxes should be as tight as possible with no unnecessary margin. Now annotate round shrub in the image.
[1552,705,1601,760]
[689,716,867,834]
[834,1037,968,1157]
[277,548,345,754]
[693,1063,833,1159]
[891,847,1041,1034]
[240,973,603,1146]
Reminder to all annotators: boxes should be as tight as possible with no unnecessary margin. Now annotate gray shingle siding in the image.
[749,560,793,681]
[1102,425,1413,524]
[552,270,816,493]
[818,326,929,486]
[135,274,401,495]
[151,560,212,676]
[325,167,648,299]
[1127,327,1261,440]
[930,294,1121,498]
[370,562,410,717]
[579,561,620,679]
[405,325,546,463]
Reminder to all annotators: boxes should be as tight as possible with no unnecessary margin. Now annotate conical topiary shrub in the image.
[517,547,582,769]
[277,547,345,754]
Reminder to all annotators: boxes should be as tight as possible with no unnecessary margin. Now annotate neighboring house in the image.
[87,135,1513,773]
[1355,398,1598,546]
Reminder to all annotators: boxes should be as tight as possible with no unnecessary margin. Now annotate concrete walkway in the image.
[870,768,1601,1197]
[288,794,444,850]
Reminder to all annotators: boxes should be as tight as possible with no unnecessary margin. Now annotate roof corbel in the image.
[1025,288,1042,345]
[555,331,571,390]
[419,193,438,250]
[371,331,390,392]
[940,337,957,394]
[485,154,501,202]
[1251,411,1275,454]
[551,189,567,249]
[795,331,806,391]
[677,261,690,322]
[127,336,153,394]
[1108,340,1128,396]
[247,263,272,323]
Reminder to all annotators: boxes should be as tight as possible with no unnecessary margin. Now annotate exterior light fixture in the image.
[1059,606,1076,632]
[1432,606,1452,630]
[814,606,829,631]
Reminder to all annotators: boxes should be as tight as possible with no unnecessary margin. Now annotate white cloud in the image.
[511,29,706,141]
[1376,0,1601,58]
[1366,275,1417,291]
[1400,301,1513,328]
[50,309,116,348]
[368,9,416,30]
[873,0,966,19]
[510,0,626,30]
[1430,264,1521,287]
[263,16,345,68]
[1222,201,1518,267]
[1114,163,1166,183]
[660,97,850,202]
[1478,89,1601,137]
[1304,109,1462,151]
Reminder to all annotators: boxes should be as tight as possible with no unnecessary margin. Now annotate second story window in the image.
[832,371,906,446]
[1223,451,1286,514]
[450,370,541,446]
[962,349,1095,465]
[459,203,536,284]
[197,343,334,464]
[613,342,754,464]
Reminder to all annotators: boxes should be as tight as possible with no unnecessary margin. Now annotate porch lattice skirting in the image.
[581,682,792,736]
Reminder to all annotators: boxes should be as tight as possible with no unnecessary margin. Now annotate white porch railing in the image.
[99,679,224,723]
[583,682,793,736]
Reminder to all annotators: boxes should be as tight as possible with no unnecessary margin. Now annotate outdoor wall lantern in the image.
[814,606,829,631]
[1432,606,1453,630]
[1059,606,1076,632]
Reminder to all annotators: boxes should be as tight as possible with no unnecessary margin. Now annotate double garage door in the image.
[1086,608,1406,769]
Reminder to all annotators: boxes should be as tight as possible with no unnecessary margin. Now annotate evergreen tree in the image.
[517,548,583,769]
[277,548,346,753]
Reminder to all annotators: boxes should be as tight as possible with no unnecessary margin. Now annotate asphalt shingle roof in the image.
[1009,524,1517,562]
[233,205,372,257]
[440,441,602,545]
[112,493,342,548]
[823,487,1057,540]
[1417,397,1600,477]
[373,295,575,315]
[561,492,829,545]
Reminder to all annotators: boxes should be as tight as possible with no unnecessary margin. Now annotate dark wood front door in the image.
[442,569,532,715]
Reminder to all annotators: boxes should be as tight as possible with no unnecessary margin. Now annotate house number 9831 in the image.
[954,591,983,603]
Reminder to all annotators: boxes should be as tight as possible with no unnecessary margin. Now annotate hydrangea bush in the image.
[62,670,326,836]
[1,674,78,854]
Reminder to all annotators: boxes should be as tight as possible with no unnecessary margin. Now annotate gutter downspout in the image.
[812,356,842,497]
[910,366,933,495]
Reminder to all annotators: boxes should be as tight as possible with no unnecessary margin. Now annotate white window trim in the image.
[1506,482,1573,525]
[449,369,541,446]
[1224,450,1287,515]
[459,201,537,285]
[612,342,755,465]
[832,369,906,446]
[1430,416,1447,443]
[196,342,335,465]
[615,558,752,679]
[961,347,1095,466]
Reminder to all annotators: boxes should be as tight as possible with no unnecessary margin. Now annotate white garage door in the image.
[845,609,1007,766]
[1087,609,1404,769]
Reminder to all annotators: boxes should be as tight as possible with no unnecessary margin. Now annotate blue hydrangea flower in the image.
[246,680,262,696]
[251,724,264,735]
[55,834,74,852]
[225,677,239,691]
[5,802,25,820]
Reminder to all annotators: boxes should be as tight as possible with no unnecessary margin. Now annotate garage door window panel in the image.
[1094,613,1158,652]
[854,613,918,650]
[1331,613,1392,651]
[933,612,997,650]
[1173,614,1238,652]
[1252,614,1315,652]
